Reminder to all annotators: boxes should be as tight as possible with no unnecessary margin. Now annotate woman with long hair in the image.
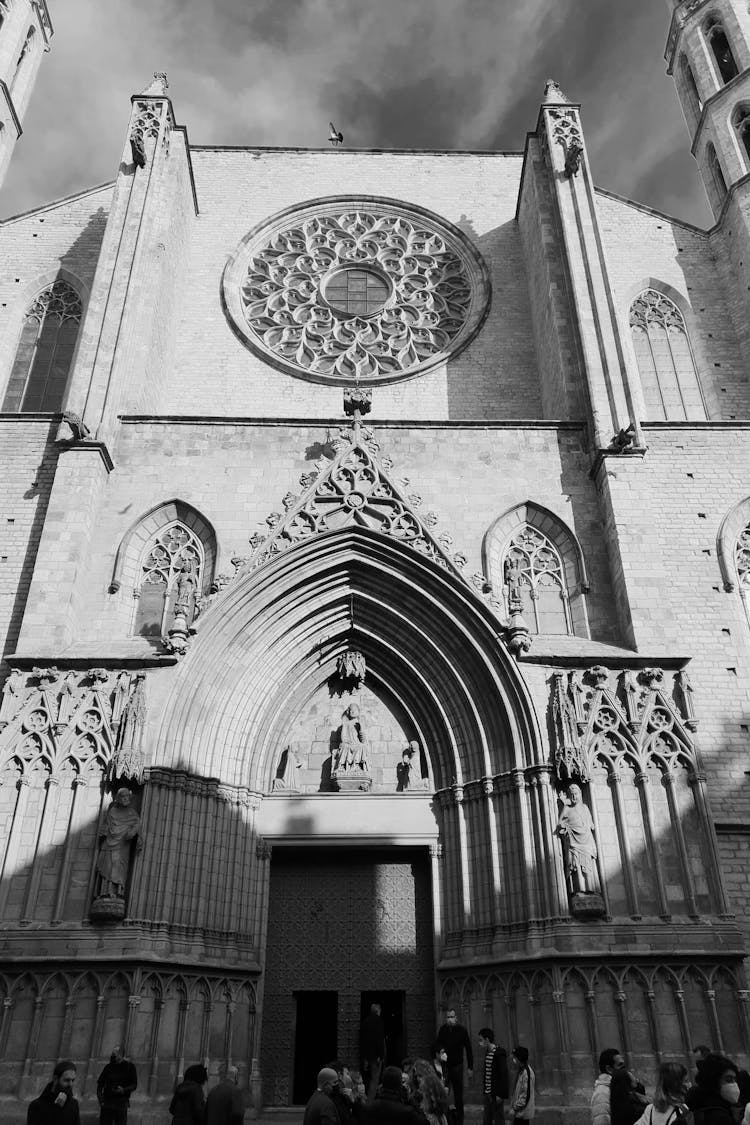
[634,1061,690,1125]
[687,1054,741,1125]
[408,1059,450,1125]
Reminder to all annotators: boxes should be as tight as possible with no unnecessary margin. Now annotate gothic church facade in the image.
[1,0,750,1119]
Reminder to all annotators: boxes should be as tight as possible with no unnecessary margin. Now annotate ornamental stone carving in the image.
[222,198,491,385]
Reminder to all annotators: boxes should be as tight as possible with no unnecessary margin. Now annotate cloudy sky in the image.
[2,0,712,228]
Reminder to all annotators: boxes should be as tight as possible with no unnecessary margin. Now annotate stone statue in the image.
[174,555,199,623]
[555,783,599,896]
[57,671,79,727]
[0,670,26,728]
[335,703,369,773]
[397,740,425,791]
[94,789,143,901]
[273,745,302,790]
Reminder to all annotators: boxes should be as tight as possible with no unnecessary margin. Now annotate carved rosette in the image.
[222,198,490,385]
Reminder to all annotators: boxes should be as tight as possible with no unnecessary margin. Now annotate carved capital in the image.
[256,839,272,861]
[429,842,444,860]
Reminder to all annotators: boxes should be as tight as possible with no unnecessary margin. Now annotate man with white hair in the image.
[206,1065,244,1125]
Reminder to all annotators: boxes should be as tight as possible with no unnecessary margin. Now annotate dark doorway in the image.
[360,990,406,1068]
[293,990,338,1104]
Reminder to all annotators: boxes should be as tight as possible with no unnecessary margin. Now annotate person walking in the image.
[436,1008,473,1125]
[509,1046,535,1122]
[206,1064,244,1125]
[96,1045,138,1125]
[27,1060,80,1125]
[360,1003,387,1101]
[478,1028,509,1125]
[592,1049,627,1125]
[169,1064,207,1125]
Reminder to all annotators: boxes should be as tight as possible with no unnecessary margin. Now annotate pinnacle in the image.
[139,72,169,97]
[542,79,570,104]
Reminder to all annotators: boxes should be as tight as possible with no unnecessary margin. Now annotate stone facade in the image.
[2,4,750,1121]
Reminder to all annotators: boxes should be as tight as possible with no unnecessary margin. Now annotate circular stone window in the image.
[222,196,491,385]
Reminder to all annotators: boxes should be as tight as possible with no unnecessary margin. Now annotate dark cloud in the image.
[0,0,711,229]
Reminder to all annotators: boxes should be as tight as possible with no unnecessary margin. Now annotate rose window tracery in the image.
[223,199,490,385]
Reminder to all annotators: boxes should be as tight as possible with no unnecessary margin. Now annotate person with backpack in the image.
[634,1062,690,1125]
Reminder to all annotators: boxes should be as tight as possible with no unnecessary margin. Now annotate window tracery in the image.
[629,289,706,420]
[134,521,204,637]
[503,525,571,635]
[2,280,82,413]
[223,199,490,385]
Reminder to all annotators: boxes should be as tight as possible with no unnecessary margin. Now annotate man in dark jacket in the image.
[27,1060,80,1125]
[304,1068,341,1125]
[437,1008,473,1125]
[97,1045,138,1125]
[478,1028,509,1125]
[360,1002,387,1100]
[360,1066,423,1125]
[206,1064,244,1125]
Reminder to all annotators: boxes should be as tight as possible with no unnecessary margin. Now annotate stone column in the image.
[635,769,670,918]
[662,773,699,918]
[608,773,641,918]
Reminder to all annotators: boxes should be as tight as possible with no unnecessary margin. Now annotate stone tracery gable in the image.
[222,198,491,385]
[204,426,502,619]
[551,665,699,783]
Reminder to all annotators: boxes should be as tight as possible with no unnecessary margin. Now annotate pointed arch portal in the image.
[155,526,542,798]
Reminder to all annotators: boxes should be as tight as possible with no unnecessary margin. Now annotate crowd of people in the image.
[303,1008,535,1125]
[592,1043,750,1125]
[21,1017,750,1125]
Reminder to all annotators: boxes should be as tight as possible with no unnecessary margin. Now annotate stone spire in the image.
[542,79,570,105]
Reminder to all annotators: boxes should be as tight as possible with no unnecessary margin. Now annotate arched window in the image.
[629,289,706,420]
[485,503,589,638]
[707,143,728,204]
[2,281,82,412]
[734,521,750,626]
[679,55,703,123]
[733,106,750,165]
[503,525,571,634]
[705,18,739,85]
[134,521,205,637]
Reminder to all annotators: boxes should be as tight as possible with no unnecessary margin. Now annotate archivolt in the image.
[153,527,542,789]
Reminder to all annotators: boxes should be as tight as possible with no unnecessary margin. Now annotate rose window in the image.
[222,198,490,385]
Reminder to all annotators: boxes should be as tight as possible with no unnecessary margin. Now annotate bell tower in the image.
[0,0,53,190]
[665,0,750,219]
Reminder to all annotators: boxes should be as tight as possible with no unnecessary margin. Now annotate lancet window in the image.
[12,25,34,84]
[707,144,728,205]
[705,18,739,85]
[733,106,750,166]
[679,55,703,124]
[133,521,205,637]
[629,289,706,421]
[503,525,571,635]
[2,280,82,412]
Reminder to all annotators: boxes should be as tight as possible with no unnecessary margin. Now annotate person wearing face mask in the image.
[687,1053,741,1125]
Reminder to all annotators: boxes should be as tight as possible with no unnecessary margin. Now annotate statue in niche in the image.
[273,745,302,791]
[173,556,199,624]
[335,703,369,772]
[331,703,371,791]
[397,740,428,791]
[555,783,605,917]
[91,788,143,920]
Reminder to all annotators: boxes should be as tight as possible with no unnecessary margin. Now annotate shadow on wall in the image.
[0,689,748,1114]
[445,218,544,422]
[0,206,109,680]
